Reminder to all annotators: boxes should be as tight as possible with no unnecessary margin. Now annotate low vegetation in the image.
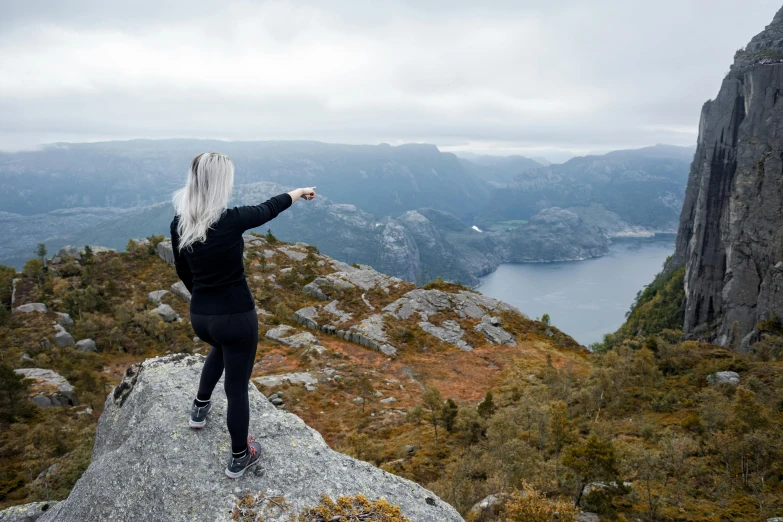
[2,240,783,521]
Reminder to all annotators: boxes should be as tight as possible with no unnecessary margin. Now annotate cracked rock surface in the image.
[38,354,462,522]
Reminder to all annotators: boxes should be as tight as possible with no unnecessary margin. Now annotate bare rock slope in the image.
[670,6,783,348]
[38,354,462,522]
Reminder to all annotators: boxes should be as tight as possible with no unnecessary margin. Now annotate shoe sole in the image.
[224,456,261,480]
[188,418,206,429]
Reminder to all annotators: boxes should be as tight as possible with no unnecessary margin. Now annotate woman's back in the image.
[171,196,292,315]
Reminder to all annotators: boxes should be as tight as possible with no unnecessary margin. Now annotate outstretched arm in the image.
[288,186,317,203]
[235,187,317,231]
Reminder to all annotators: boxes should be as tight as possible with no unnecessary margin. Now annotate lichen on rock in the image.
[36,354,461,522]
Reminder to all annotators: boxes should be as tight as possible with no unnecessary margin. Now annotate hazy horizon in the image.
[1,0,779,156]
[0,136,697,165]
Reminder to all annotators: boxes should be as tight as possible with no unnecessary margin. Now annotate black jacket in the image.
[170,193,292,314]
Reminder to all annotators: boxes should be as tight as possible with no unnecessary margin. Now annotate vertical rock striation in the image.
[671,6,783,348]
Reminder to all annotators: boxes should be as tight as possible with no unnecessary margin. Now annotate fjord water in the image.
[478,235,676,346]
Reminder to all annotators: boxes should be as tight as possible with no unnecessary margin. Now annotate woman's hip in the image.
[190,308,258,347]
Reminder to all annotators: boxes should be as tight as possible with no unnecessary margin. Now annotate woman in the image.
[170,152,316,479]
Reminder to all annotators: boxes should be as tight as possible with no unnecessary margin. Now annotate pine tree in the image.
[477,391,496,419]
[441,398,459,432]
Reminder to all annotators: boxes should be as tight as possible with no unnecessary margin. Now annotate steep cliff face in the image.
[672,6,783,348]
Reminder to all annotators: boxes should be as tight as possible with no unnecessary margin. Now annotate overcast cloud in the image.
[0,0,779,156]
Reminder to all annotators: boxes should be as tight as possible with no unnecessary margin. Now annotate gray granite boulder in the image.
[293,306,319,330]
[14,368,76,407]
[468,494,504,519]
[278,247,308,261]
[147,290,169,304]
[254,372,318,387]
[419,320,472,351]
[323,300,352,323]
[14,303,48,314]
[170,281,192,303]
[155,240,175,265]
[474,315,517,346]
[38,355,461,522]
[75,339,97,352]
[0,501,59,521]
[53,326,75,348]
[383,289,516,321]
[265,325,321,350]
[54,312,74,328]
[707,371,740,385]
[340,314,397,356]
[150,304,180,323]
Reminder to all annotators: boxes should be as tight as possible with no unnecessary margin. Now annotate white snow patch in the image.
[472,225,483,232]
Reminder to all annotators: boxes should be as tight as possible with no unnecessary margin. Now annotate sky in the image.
[0,0,780,159]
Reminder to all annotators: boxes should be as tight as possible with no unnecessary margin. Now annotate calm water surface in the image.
[478,235,676,346]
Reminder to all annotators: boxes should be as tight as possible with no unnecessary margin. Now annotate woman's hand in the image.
[288,187,317,203]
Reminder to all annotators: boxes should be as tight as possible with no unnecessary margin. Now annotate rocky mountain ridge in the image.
[668,6,783,349]
[1,181,608,285]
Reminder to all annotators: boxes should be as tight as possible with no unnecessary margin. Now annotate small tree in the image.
[632,347,660,397]
[22,259,43,280]
[36,243,47,267]
[454,407,486,446]
[477,391,496,419]
[563,434,619,506]
[81,245,94,264]
[422,386,443,445]
[550,400,575,479]
[541,313,551,326]
[147,234,165,255]
[357,375,373,415]
[731,387,770,434]
[265,228,278,244]
[0,363,35,422]
[441,398,459,432]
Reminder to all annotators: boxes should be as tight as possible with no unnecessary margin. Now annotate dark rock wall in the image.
[673,10,783,348]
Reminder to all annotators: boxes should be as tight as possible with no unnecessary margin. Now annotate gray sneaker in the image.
[225,437,262,479]
[188,401,212,429]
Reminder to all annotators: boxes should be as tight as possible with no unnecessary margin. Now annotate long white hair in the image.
[172,152,235,251]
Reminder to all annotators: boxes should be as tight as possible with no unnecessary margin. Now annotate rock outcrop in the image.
[170,281,191,303]
[38,355,461,522]
[55,245,116,260]
[0,501,58,522]
[13,303,47,314]
[707,371,741,386]
[52,325,74,348]
[75,339,97,352]
[14,368,77,407]
[669,7,783,348]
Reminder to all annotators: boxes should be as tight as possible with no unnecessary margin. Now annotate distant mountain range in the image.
[476,144,694,235]
[0,140,695,282]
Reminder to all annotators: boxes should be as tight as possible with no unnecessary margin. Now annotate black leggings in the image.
[190,309,258,453]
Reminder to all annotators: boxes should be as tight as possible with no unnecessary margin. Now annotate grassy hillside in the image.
[2,239,783,521]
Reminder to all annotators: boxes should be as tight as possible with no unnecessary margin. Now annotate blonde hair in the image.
[172,152,235,251]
